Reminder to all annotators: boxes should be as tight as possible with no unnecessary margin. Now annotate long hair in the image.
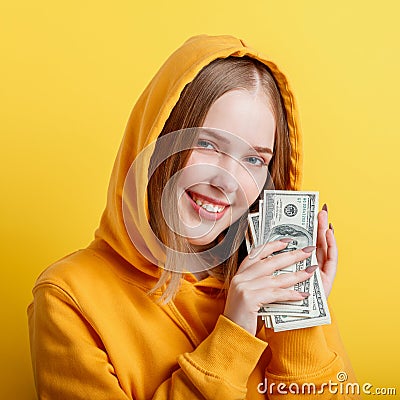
[147,56,291,303]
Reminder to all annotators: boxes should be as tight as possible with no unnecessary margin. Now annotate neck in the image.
[192,270,209,281]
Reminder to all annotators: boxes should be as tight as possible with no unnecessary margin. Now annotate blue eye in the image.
[196,139,215,150]
[245,156,266,166]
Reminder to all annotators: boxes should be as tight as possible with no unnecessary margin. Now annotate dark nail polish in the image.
[279,238,293,243]
[301,245,315,253]
[299,292,310,297]
[322,203,328,212]
[329,222,334,234]
[305,265,318,273]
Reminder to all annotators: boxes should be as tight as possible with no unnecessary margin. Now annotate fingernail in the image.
[329,222,334,234]
[322,203,328,212]
[279,238,293,243]
[299,292,310,298]
[301,245,315,253]
[305,265,318,273]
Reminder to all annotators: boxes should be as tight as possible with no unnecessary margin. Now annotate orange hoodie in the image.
[27,34,360,399]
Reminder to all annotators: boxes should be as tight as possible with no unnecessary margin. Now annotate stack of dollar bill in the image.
[246,190,331,332]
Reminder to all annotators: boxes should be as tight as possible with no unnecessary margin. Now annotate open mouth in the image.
[185,190,230,220]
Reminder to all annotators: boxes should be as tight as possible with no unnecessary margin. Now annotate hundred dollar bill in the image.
[260,190,318,311]
[246,190,331,331]
[261,190,318,265]
[247,250,314,315]
[261,315,273,329]
[271,268,331,331]
[247,212,260,248]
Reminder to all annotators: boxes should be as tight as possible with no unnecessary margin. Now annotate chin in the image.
[186,233,220,247]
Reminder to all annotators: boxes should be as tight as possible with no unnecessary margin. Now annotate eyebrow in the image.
[253,145,274,155]
[200,128,274,155]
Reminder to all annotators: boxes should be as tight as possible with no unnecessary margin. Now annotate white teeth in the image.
[202,203,224,213]
[191,194,225,213]
[203,204,214,212]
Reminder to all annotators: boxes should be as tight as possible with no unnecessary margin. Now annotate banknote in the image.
[271,268,330,331]
[247,190,331,331]
[248,212,260,248]
[262,190,318,310]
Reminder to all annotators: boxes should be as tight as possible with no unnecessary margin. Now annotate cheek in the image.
[240,180,261,205]
[238,168,268,203]
[185,151,213,167]
[178,152,216,184]
[176,154,207,189]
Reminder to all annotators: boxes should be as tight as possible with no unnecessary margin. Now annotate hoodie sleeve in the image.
[263,307,361,399]
[153,315,267,399]
[28,283,266,400]
[28,284,131,400]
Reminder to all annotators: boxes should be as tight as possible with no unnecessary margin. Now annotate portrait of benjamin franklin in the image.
[268,224,312,255]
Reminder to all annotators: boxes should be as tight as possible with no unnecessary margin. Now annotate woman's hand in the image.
[223,240,317,336]
[316,204,337,298]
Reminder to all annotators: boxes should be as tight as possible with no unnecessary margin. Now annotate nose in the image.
[209,155,240,194]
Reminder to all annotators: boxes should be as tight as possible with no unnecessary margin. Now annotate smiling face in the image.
[175,89,276,246]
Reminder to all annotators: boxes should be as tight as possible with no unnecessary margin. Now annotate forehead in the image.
[202,90,276,149]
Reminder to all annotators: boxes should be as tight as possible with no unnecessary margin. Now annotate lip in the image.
[185,190,230,221]
[186,190,231,207]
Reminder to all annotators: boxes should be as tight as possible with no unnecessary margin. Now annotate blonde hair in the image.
[147,56,291,303]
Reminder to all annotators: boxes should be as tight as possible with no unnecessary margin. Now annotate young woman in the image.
[28,34,359,399]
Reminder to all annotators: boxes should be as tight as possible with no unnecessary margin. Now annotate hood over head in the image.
[89,34,303,281]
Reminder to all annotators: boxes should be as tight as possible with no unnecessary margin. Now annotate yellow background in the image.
[1,0,399,398]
